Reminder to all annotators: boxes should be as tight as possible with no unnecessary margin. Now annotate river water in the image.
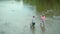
[0,0,60,34]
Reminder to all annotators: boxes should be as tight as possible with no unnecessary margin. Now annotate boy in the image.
[40,14,46,27]
[41,15,46,24]
[31,16,35,28]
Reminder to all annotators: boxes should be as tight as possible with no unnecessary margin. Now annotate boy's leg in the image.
[33,22,35,26]
[32,23,34,26]
[32,23,35,28]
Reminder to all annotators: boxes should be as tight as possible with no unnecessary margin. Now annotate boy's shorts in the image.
[40,20,45,24]
[42,20,44,23]
[32,22,35,26]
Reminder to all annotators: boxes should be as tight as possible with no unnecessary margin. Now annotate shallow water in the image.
[0,0,60,34]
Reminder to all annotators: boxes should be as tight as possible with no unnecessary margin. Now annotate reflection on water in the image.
[40,24,45,32]
[30,27,35,34]
[40,23,45,34]
[20,0,23,9]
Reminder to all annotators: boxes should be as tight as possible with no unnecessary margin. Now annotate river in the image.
[0,0,60,34]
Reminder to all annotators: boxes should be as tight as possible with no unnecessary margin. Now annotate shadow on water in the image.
[40,23,45,34]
